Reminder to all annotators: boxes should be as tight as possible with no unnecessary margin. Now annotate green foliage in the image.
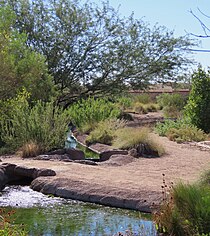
[155,118,206,143]
[0,6,55,101]
[0,91,70,153]
[116,96,133,110]
[2,0,195,105]
[155,118,192,136]
[113,127,165,156]
[133,94,152,104]
[157,93,186,118]
[167,127,207,143]
[133,102,147,114]
[85,119,126,145]
[67,97,121,132]
[185,67,210,133]
[155,182,210,235]
[0,209,28,236]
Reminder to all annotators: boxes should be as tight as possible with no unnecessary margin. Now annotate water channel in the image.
[0,185,157,236]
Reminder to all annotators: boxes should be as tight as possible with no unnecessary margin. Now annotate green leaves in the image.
[185,67,210,133]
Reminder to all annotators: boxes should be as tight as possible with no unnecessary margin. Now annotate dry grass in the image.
[113,127,165,156]
[19,141,42,158]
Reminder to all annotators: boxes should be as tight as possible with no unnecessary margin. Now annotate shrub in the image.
[0,91,70,153]
[0,208,28,236]
[167,127,207,143]
[154,182,210,235]
[20,141,42,158]
[133,102,147,114]
[133,94,151,104]
[86,119,126,145]
[67,97,121,132]
[185,67,210,133]
[157,93,186,118]
[116,96,133,110]
[155,118,207,143]
[113,127,165,156]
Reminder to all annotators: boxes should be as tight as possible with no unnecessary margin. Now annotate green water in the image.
[77,142,100,159]
[0,186,157,236]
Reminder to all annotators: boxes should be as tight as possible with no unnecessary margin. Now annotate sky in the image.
[92,0,210,70]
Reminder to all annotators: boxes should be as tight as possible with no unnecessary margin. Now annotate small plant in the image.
[157,93,186,118]
[133,102,147,114]
[67,97,121,132]
[155,118,207,143]
[154,174,210,236]
[20,141,42,158]
[113,127,165,156]
[133,94,152,104]
[86,119,126,145]
[0,208,28,236]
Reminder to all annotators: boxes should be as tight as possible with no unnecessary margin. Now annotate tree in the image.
[185,67,210,133]
[0,6,55,101]
[2,0,195,106]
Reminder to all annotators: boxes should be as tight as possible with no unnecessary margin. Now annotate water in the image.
[0,186,157,236]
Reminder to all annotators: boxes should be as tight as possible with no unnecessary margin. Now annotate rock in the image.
[46,149,66,155]
[14,166,37,178]
[65,148,85,160]
[101,155,135,166]
[99,150,128,162]
[137,144,159,158]
[0,159,2,162]
[74,160,98,166]
[36,169,56,178]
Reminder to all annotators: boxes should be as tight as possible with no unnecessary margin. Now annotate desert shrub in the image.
[0,208,28,236]
[154,182,210,235]
[113,127,165,156]
[155,118,207,143]
[20,141,42,158]
[133,102,147,114]
[116,96,133,110]
[86,119,126,145]
[143,103,159,112]
[155,118,192,136]
[157,93,186,118]
[167,127,207,143]
[133,94,152,104]
[0,91,70,153]
[67,97,121,132]
[185,67,210,133]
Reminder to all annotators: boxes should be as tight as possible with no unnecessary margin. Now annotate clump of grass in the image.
[85,119,126,145]
[154,175,210,236]
[20,140,42,158]
[113,127,165,156]
[133,102,147,114]
[133,94,152,104]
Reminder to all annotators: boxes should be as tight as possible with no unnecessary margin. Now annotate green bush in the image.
[157,93,186,118]
[0,91,70,154]
[154,182,210,235]
[116,96,133,110]
[133,94,152,104]
[113,127,165,156]
[133,102,147,114]
[67,97,121,132]
[86,119,126,145]
[155,118,207,143]
[167,127,207,143]
[185,67,210,133]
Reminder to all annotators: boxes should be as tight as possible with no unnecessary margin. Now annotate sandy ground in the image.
[1,132,210,212]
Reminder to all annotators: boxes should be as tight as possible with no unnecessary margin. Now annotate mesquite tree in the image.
[1,0,195,106]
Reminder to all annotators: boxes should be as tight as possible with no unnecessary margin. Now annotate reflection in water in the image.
[0,186,157,236]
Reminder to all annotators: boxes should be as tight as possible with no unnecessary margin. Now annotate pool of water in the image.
[0,186,157,236]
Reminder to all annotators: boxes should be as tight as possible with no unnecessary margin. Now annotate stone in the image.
[74,160,98,166]
[99,150,128,162]
[65,148,85,160]
[36,168,56,178]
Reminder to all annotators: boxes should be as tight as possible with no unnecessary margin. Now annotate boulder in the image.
[65,148,85,160]
[99,150,128,162]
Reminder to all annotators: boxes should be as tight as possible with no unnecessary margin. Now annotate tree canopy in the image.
[0,6,56,101]
[1,0,195,105]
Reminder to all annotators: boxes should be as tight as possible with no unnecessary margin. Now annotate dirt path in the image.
[1,134,210,212]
